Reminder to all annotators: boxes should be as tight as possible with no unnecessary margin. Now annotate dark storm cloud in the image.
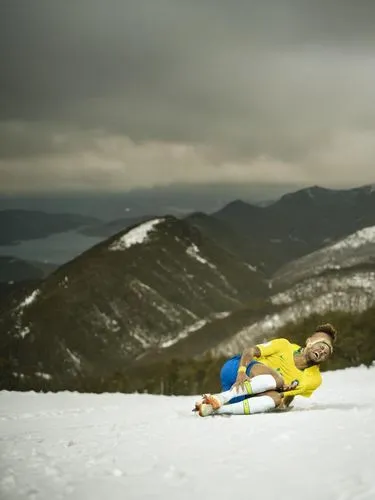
[1,0,375,191]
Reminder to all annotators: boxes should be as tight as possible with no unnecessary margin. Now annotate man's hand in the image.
[231,372,251,393]
[281,380,299,392]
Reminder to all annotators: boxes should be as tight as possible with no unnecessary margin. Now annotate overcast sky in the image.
[1,0,375,193]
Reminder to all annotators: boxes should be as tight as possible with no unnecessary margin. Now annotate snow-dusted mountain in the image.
[210,269,375,356]
[0,216,267,388]
[272,225,375,288]
[189,183,375,274]
[208,226,375,356]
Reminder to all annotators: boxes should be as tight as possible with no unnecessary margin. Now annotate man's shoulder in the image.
[274,338,297,352]
[271,337,292,347]
[257,337,291,351]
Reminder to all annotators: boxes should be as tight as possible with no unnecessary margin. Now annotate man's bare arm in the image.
[238,346,261,370]
[232,346,261,390]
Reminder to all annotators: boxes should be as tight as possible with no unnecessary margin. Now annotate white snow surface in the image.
[109,218,163,250]
[1,365,375,500]
[331,225,375,250]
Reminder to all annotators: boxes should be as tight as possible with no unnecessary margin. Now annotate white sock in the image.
[217,374,277,405]
[215,395,276,415]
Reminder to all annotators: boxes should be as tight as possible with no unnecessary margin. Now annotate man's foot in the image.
[194,395,205,412]
[197,403,215,417]
[202,393,222,410]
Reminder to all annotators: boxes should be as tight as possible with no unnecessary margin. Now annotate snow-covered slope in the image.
[273,225,375,288]
[1,365,375,500]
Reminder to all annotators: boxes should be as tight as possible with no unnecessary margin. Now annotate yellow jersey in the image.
[255,338,322,398]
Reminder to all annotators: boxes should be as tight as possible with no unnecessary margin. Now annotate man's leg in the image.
[203,363,284,409]
[199,391,282,417]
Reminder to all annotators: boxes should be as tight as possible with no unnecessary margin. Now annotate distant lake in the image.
[0,231,104,264]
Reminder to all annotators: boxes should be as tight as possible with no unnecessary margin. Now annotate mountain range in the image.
[1,183,375,390]
[3,183,375,280]
[191,184,375,274]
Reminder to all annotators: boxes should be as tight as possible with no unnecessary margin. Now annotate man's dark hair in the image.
[315,323,337,343]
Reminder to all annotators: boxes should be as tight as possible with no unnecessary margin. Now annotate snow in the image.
[330,225,375,251]
[129,328,150,349]
[160,318,208,348]
[19,326,30,339]
[35,372,52,381]
[186,244,215,269]
[14,290,40,339]
[272,272,375,306]
[1,365,375,500]
[274,225,375,287]
[66,348,81,368]
[213,311,230,319]
[109,218,163,251]
[18,290,40,309]
[244,263,257,272]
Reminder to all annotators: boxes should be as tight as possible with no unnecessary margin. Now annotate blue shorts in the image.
[220,355,260,404]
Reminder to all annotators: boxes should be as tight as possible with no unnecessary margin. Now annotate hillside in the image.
[207,224,375,357]
[272,225,375,288]
[0,256,57,283]
[0,216,267,389]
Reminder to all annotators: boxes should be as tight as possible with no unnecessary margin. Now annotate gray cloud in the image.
[1,0,375,191]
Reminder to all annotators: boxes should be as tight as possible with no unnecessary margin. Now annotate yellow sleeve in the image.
[256,338,290,357]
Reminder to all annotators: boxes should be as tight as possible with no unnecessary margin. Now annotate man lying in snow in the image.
[195,323,337,417]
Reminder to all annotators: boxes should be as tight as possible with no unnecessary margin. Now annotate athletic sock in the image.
[215,374,277,405]
[215,395,276,415]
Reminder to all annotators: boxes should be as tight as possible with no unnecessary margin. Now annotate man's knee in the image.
[250,364,284,390]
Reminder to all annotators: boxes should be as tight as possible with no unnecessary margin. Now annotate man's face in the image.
[305,333,333,363]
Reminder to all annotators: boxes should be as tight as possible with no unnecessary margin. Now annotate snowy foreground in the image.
[1,366,375,500]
